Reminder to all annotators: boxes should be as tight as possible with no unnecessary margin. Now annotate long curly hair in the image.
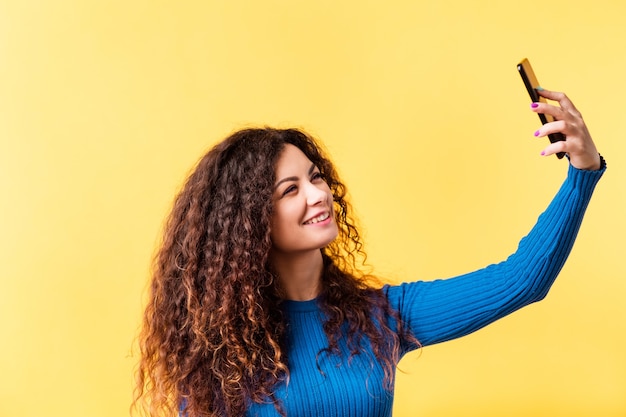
[133,128,417,417]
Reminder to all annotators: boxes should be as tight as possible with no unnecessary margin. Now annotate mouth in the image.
[303,211,331,225]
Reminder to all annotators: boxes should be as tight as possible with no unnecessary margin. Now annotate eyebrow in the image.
[274,163,317,190]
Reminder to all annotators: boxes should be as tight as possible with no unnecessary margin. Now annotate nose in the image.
[305,181,327,206]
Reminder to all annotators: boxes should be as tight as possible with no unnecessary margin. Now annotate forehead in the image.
[275,144,313,176]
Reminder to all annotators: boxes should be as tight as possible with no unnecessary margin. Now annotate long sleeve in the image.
[386,160,605,350]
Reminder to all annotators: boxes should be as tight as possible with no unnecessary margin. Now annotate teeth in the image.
[305,212,330,224]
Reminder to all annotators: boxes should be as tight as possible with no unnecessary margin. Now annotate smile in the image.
[304,212,330,225]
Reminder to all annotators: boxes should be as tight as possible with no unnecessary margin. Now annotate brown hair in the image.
[133,128,416,417]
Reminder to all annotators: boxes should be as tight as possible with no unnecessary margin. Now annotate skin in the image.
[270,144,339,301]
[532,88,601,171]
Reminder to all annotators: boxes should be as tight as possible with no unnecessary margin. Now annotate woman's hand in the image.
[531,89,601,171]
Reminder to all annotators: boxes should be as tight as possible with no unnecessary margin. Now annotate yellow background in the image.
[1,1,624,416]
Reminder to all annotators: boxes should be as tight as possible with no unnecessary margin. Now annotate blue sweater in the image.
[246,162,605,417]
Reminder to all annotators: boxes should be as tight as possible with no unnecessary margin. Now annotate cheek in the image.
[322,184,333,202]
[269,204,296,242]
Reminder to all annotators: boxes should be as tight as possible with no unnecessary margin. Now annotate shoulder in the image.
[382,282,429,312]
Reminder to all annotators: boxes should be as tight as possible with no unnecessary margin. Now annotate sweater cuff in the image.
[567,154,606,193]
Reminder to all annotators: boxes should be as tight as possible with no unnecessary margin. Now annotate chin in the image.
[321,229,339,247]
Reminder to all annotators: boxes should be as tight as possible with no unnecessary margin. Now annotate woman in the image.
[134,89,605,417]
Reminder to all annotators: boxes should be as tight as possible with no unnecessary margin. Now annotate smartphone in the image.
[517,58,565,158]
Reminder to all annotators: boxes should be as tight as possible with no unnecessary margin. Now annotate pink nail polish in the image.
[534,130,540,137]
[531,103,539,108]
[541,150,546,156]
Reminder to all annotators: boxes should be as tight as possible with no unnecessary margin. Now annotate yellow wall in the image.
[1,1,624,416]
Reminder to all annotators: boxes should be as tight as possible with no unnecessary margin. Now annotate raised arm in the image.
[386,90,605,350]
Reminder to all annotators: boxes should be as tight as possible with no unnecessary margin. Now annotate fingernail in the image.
[541,150,546,156]
[536,86,544,91]
[534,130,540,137]
[531,103,539,108]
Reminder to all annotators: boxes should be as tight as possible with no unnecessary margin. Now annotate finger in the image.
[537,88,579,113]
[534,120,567,138]
[530,100,568,122]
[541,140,568,157]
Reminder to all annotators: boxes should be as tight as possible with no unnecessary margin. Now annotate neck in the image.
[270,249,324,301]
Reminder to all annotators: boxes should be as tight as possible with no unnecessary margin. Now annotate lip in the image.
[303,210,332,225]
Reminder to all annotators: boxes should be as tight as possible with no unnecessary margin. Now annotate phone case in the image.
[517,58,565,159]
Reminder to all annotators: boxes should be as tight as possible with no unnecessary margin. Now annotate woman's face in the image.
[270,144,338,254]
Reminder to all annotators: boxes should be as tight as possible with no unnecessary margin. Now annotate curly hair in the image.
[133,128,417,417]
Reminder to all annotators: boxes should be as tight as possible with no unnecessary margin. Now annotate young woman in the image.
[134,89,605,417]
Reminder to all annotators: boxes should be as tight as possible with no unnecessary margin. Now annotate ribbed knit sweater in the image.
[245,161,605,417]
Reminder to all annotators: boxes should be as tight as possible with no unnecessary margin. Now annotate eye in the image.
[281,184,297,197]
[311,171,324,182]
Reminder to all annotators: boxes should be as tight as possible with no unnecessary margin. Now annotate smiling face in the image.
[270,144,338,255]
